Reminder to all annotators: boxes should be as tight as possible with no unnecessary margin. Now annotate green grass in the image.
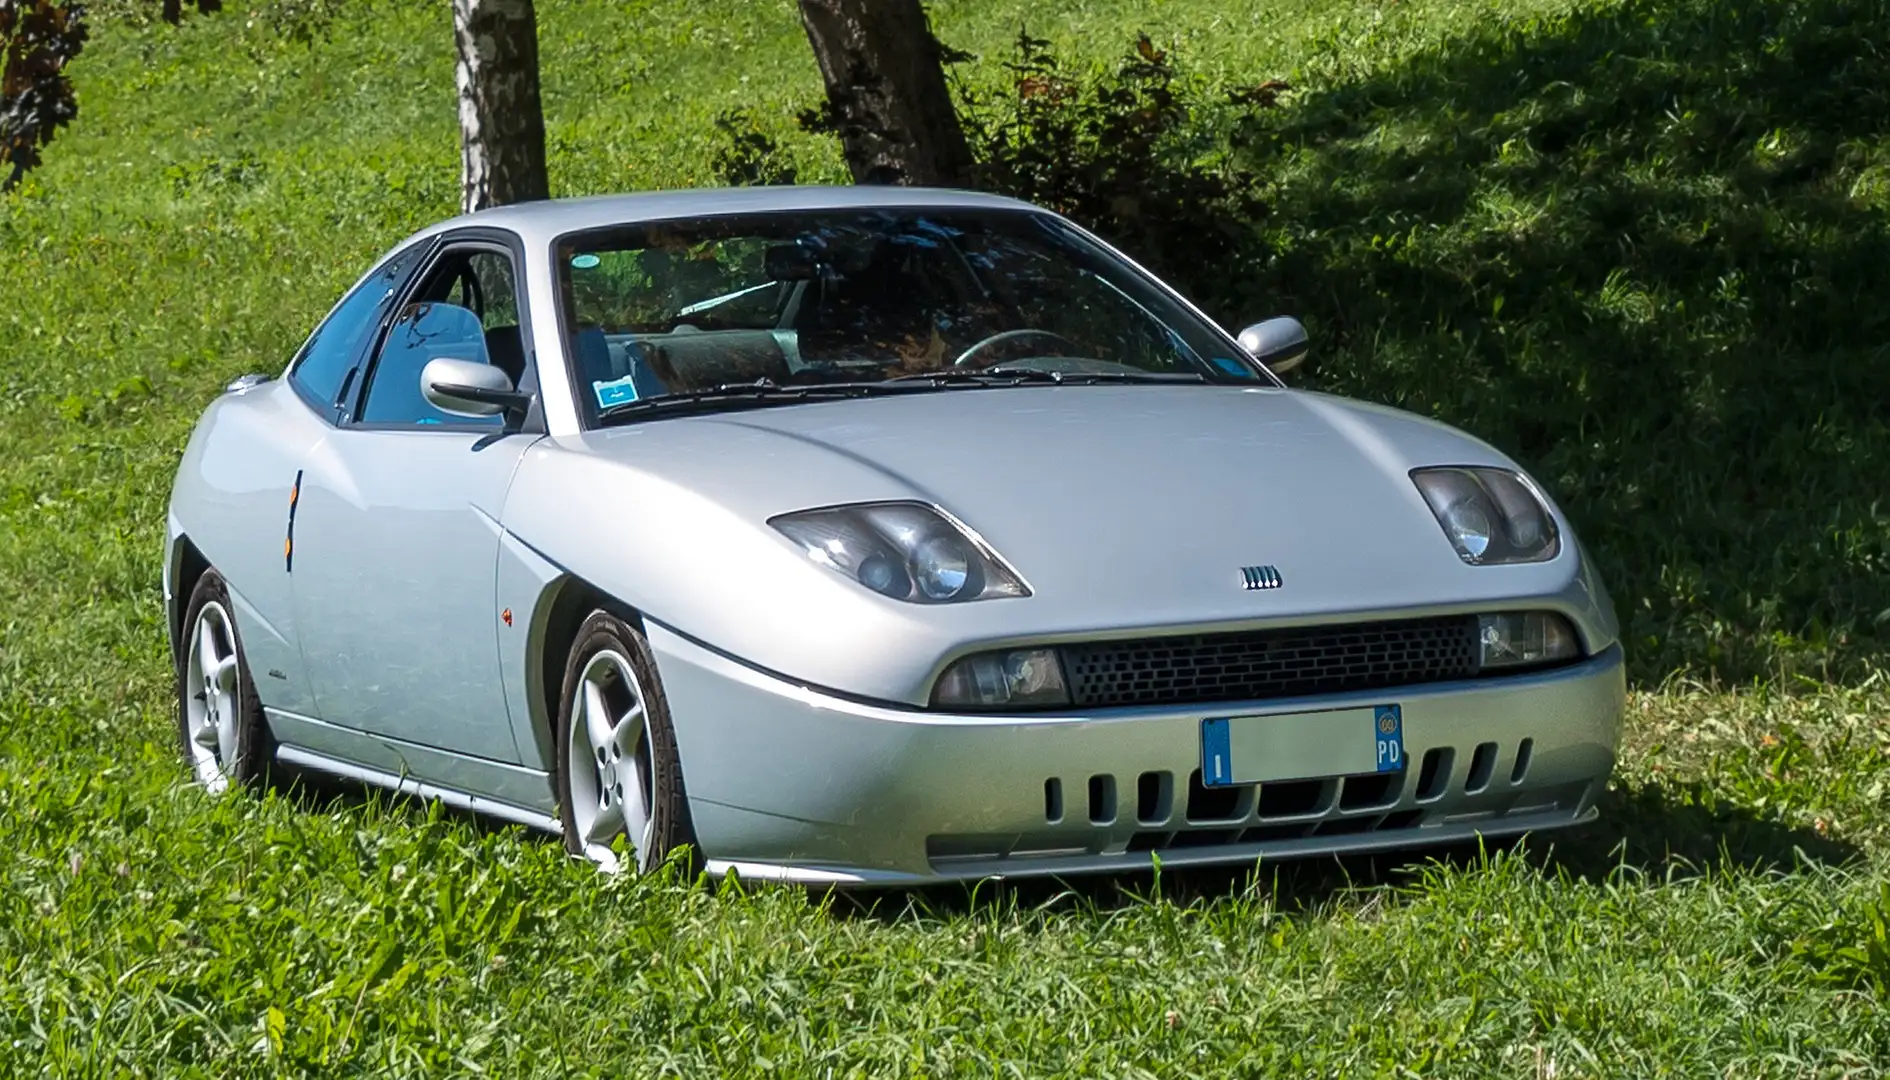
[4,0,1890,1073]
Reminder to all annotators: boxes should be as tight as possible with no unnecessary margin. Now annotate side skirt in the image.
[266,707,561,835]
[274,746,563,836]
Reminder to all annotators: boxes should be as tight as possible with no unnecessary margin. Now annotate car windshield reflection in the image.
[555,208,1269,424]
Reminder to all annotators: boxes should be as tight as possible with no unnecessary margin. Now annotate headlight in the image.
[1412,467,1560,565]
[1478,612,1580,669]
[932,647,1070,708]
[770,502,1029,604]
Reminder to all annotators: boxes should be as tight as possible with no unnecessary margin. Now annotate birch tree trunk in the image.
[453,0,548,212]
[796,0,972,187]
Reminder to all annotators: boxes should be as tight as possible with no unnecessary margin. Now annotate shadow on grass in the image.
[1524,778,1861,880]
[1188,0,1890,686]
[835,779,1860,921]
[261,758,1856,920]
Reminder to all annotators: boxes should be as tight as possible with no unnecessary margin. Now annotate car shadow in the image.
[826,779,1860,922]
[259,761,1857,915]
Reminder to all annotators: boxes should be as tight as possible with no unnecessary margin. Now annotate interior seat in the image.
[483,324,527,385]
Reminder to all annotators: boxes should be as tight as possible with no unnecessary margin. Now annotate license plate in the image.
[1200,704,1404,787]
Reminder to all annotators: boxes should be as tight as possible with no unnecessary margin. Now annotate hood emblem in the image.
[1241,565,1283,590]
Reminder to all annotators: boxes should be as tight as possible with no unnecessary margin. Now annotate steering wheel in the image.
[952,328,1081,368]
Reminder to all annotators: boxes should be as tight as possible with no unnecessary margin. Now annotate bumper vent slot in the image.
[1466,741,1499,794]
[1087,775,1116,825]
[1062,615,1480,709]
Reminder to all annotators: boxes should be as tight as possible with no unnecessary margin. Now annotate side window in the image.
[442,252,520,332]
[357,246,522,427]
[360,302,501,426]
[289,252,411,410]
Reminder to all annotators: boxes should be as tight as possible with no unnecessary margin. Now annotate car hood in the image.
[559,385,1598,642]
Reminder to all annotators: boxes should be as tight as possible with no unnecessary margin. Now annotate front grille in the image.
[1062,615,1480,709]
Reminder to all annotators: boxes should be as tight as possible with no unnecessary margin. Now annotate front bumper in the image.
[649,625,1625,885]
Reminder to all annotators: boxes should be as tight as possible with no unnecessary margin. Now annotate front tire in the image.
[176,569,274,792]
[553,611,699,874]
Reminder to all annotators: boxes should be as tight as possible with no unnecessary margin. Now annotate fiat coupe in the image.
[165,186,1623,882]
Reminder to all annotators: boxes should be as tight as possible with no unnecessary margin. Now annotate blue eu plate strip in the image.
[1201,718,1233,786]
[1373,704,1405,773]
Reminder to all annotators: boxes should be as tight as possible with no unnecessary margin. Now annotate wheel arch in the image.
[168,534,211,663]
[528,575,645,764]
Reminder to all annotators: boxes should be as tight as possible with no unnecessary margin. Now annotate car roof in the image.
[402,185,1046,250]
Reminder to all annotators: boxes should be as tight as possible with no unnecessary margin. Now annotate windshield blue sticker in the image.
[594,375,639,408]
[1212,357,1255,377]
[571,253,601,270]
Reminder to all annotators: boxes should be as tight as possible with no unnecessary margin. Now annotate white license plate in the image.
[1200,704,1405,787]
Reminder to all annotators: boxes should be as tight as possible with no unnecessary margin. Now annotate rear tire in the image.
[176,569,274,792]
[553,610,699,874]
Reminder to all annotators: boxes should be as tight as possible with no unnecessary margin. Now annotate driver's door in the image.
[289,237,537,765]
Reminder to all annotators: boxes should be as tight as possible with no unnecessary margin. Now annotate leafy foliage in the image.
[0,1,87,190]
[951,30,1276,314]
[718,29,1281,313]
[0,0,219,190]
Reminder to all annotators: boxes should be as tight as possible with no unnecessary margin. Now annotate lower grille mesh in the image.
[1063,615,1480,709]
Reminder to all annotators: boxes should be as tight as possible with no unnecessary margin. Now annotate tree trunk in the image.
[452,0,548,212]
[796,0,972,187]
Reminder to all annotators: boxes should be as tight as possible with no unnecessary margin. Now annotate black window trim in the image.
[339,227,545,435]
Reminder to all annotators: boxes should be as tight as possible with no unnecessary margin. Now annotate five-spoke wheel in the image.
[554,611,697,874]
[176,569,272,791]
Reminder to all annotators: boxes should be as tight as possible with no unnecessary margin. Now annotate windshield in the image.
[553,207,1271,425]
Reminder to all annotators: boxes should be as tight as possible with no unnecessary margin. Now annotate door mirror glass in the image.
[1237,316,1310,375]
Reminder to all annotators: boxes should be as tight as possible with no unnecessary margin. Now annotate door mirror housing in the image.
[1237,316,1310,375]
[422,357,529,419]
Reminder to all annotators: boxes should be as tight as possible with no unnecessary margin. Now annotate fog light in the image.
[1477,612,1580,670]
[932,648,1070,709]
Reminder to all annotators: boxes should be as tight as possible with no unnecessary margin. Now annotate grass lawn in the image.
[3,0,1888,1073]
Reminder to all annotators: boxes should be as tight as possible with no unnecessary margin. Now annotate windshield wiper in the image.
[595,379,923,424]
[882,368,1208,387]
[596,369,1212,425]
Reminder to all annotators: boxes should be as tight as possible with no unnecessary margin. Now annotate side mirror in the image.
[422,357,527,418]
[1237,316,1309,375]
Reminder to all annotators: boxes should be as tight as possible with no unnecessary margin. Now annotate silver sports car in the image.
[164,186,1624,884]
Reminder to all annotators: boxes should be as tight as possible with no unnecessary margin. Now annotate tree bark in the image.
[452,0,548,212]
[796,0,972,187]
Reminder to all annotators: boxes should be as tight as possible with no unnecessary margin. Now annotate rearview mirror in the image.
[764,241,824,281]
[422,357,524,418]
[1237,316,1309,375]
